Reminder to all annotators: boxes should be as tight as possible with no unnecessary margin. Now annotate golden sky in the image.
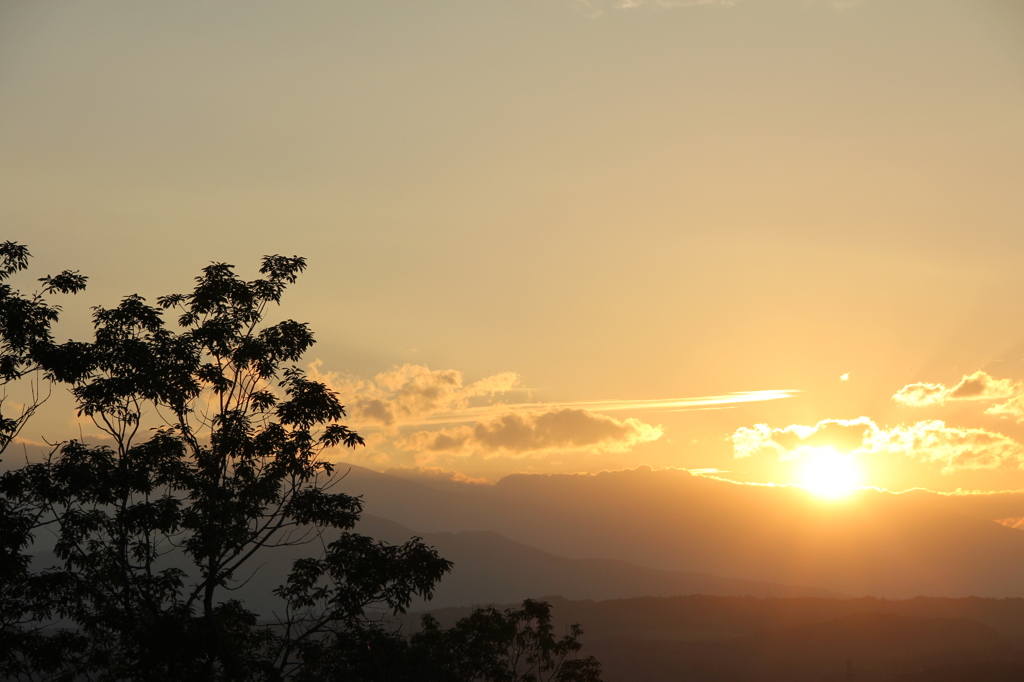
[3,0,1024,495]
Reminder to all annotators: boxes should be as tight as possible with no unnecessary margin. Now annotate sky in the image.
[2,0,1024,495]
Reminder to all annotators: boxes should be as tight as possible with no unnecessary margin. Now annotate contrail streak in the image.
[386,389,798,427]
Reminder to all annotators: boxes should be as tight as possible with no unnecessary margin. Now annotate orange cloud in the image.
[307,361,522,427]
[576,0,739,13]
[401,407,663,461]
[307,359,786,471]
[732,418,874,460]
[984,394,1024,422]
[867,421,1024,474]
[891,382,948,407]
[309,359,793,432]
[733,417,1024,474]
[382,465,488,486]
[892,371,1017,409]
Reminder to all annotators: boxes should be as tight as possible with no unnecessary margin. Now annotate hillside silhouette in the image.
[417,595,1024,682]
[337,464,1024,598]
[356,515,841,607]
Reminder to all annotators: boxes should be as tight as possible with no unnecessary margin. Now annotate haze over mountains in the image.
[41,462,1016,614]
[212,505,841,617]
[338,464,1024,600]
[356,515,840,609]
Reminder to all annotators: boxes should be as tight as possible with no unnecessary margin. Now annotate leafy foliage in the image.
[297,599,603,682]
[413,599,603,682]
[0,241,86,451]
[0,243,87,681]
[0,246,603,682]
[0,250,452,681]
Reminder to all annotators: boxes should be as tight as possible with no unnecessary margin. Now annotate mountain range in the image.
[336,463,1024,599]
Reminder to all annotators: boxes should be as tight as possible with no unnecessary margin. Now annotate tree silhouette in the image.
[296,598,603,682]
[0,242,88,680]
[412,598,603,682]
[0,241,86,454]
[0,249,452,681]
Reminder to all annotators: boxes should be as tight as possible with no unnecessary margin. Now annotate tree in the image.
[414,598,602,682]
[0,242,88,681]
[0,241,87,453]
[0,249,452,681]
[296,599,603,682]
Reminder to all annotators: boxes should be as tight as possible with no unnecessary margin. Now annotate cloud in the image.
[996,517,1024,531]
[306,358,791,474]
[893,371,1018,408]
[613,0,737,8]
[733,418,873,460]
[733,417,1024,474]
[867,421,1024,474]
[401,407,663,460]
[309,360,794,430]
[564,0,736,17]
[570,0,855,13]
[412,390,797,426]
[985,394,1024,421]
[949,371,1016,400]
[893,371,1024,421]
[381,465,488,487]
[307,361,522,427]
[775,418,872,454]
[892,382,949,407]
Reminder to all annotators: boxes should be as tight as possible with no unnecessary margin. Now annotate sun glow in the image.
[798,448,862,499]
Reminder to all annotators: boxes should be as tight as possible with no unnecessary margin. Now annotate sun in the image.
[797,448,863,499]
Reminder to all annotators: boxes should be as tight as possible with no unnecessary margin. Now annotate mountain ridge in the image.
[336,463,1024,597]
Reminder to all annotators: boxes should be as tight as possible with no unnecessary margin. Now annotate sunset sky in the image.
[3,0,1024,495]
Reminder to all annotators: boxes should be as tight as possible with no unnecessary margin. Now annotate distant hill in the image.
[414,594,1024,682]
[419,594,1024,641]
[334,463,1024,598]
[356,515,842,608]
[591,614,1019,682]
